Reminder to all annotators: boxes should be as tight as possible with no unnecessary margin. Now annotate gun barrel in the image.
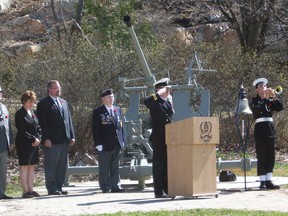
[123,15,156,91]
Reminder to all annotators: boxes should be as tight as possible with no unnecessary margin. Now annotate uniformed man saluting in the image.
[250,78,283,190]
[144,78,174,198]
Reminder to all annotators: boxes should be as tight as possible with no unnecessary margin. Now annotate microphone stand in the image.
[235,88,246,190]
[243,114,253,191]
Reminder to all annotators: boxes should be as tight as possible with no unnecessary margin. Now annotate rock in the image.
[3,40,34,56]
[0,0,77,58]
[0,0,13,12]
[4,15,46,40]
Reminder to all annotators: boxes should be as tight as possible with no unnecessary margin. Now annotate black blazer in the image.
[92,104,125,151]
[15,106,41,147]
[37,96,75,144]
[144,93,173,145]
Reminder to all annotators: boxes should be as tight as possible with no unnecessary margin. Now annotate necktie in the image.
[0,104,4,121]
[110,109,117,125]
[55,99,63,115]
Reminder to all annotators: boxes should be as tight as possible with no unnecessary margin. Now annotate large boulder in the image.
[0,0,77,57]
[0,0,13,12]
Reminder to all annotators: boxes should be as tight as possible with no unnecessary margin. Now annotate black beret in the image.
[101,88,113,97]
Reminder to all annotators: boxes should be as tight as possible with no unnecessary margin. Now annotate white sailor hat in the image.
[253,78,268,87]
[154,78,171,89]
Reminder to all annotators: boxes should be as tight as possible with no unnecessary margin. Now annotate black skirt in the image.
[16,143,39,165]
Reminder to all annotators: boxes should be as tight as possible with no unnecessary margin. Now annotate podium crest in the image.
[200,121,213,143]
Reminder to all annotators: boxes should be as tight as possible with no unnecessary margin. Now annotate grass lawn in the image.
[80,209,288,216]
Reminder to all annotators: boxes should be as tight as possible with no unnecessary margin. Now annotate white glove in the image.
[96,145,103,151]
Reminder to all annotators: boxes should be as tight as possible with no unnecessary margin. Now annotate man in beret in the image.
[250,78,283,189]
[144,78,174,198]
[0,86,14,199]
[92,89,125,193]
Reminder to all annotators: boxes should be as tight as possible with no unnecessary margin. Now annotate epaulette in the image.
[151,94,157,101]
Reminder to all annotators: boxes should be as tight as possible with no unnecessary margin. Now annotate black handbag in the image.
[219,170,237,182]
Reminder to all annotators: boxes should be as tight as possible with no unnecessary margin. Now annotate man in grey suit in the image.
[0,86,14,199]
[37,80,75,195]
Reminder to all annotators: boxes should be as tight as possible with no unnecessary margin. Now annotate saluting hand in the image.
[157,86,171,98]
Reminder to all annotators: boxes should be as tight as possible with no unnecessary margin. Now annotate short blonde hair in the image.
[21,90,37,105]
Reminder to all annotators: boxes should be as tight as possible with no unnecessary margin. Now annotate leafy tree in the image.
[83,0,156,47]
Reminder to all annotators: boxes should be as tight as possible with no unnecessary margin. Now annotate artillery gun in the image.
[65,15,219,189]
[118,15,217,188]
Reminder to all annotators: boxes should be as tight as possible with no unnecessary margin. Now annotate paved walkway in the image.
[1,176,288,215]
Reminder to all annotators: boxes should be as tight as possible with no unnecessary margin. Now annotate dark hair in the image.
[255,82,265,89]
[21,90,37,104]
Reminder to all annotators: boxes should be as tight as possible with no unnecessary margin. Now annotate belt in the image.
[255,117,273,123]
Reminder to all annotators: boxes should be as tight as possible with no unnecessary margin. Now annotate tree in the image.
[213,0,288,53]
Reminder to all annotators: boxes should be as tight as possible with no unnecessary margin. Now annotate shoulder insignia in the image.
[151,94,157,101]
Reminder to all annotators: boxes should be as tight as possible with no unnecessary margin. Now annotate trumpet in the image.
[265,85,283,98]
[274,85,283,95]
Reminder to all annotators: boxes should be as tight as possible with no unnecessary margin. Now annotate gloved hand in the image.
[96,145,103,151]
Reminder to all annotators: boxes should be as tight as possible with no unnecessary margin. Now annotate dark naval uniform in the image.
[92,89,125,193]
[144,93,173,197]
[250,95,283,178]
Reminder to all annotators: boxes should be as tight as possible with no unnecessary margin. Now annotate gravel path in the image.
[1,177,288,215]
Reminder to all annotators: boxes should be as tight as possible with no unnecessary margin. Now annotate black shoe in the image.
[31,191,40,197]
[60,190,68,195]
[259,181,266,189]
[265,181,280,190]
[0,194,13,199]
[48,191,61,195]
[22,192,34,198]
[155,194,168,198]
[102,190,110,193]
[111,188,125,193]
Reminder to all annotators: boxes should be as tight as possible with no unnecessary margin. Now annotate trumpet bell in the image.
[275,86,283,95]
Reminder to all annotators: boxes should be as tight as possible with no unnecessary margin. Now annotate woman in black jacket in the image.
[15,90,41,198]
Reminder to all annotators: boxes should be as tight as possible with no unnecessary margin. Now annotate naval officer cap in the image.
[154,78,171,89]
[253,78,268,88]
[101,88,113,97]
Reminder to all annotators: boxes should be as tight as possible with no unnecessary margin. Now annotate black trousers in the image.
[152,143,168,196]
[255,137,275,176]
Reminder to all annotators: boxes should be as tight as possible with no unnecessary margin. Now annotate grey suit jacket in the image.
[0,102,13,152]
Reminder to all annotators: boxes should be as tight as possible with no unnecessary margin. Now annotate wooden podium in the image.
[165,117,219,197]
